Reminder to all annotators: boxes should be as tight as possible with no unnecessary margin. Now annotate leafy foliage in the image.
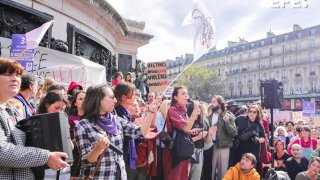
[174,66,226,102]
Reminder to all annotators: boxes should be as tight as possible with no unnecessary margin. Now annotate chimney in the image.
[293,24,302,31]
[266,30,275,38]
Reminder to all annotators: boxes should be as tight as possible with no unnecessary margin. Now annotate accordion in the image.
[17,112,73,165]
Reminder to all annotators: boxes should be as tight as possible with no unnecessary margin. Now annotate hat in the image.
[67,81,83,94]
[36,76,45,85]
[226,100,238,107]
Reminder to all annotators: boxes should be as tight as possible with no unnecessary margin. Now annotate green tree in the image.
[174,66,226,102]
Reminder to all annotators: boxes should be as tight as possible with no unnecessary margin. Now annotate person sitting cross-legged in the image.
[223,153,260,180]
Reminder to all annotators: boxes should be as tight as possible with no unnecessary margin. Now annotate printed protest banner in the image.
[10,34,35,70]
[147,61,169,93]
[303,102,315,117]
[2,37,106,89]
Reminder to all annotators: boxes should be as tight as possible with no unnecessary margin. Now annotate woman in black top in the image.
[273,140,291,171]
[232,104,266,166]
[285,144,308,180]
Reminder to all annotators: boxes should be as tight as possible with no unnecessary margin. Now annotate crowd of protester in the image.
[1,56,320,180]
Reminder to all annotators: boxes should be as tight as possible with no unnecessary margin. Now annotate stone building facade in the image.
[0,0,153,82]
[167,24,320,110]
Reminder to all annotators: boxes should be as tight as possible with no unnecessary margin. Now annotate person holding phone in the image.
[74,85,161,179]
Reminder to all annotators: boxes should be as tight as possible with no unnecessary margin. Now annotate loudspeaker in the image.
[17,112,73,165]
[261,79,284,109]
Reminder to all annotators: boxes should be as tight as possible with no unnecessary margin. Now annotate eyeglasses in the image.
[108,95,115,99]
[248,110,257,114]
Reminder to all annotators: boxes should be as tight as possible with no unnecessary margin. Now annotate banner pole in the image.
[162,59,196,94]
[14,48,28,61]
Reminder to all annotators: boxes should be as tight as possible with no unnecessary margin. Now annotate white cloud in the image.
[107,0,320,62]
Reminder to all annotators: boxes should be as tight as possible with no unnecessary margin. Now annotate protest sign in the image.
[10,34,35,70]
[303,102,315,117]
[147,61,169,93]
[2,37,106,88]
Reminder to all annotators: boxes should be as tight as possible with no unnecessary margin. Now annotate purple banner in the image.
[10,34,35,70]
[11,34,27,49]
[303,102,315,117]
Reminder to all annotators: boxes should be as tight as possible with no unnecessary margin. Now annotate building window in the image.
[260,40,264,46]
[230,56,233,63]
[239,54,242,61]
[282,57,285,66]
[310,66,316,73]
[282,69,288,77]
[282,45,286,53]
[310,52,315,62]
[284,35,289,41]
[270,71,275,78]
[242,45,245,50]
[283,83,288,92]
[230,89,234,97]
[311,29,316,35]
[311,80,317,92]
[269,48,273,56]
[239,88,243,96]
[297,32,302,38]
[296,81,302,91]
[248,52,251,60]
[259,60,264,69]
[264,73,268,80]
[296,67,301,74]
[249,75,253,82]
[309,38,315,48]
[296,54,301,64]
[295,42,301,51]
[248,64,252,71]
[259,50,263,57]
[272,38,276,44]
[259,73,263,80]
[251,43,255,48]
[248,87,253,96]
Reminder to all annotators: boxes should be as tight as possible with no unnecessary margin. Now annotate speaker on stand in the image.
[261,79,284,169]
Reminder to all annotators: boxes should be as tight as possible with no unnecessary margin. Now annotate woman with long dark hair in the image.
[37,91,67,114]
[114,82,140,178]
[36,91,69,179]
[162,86,200,180]
[231,104,266,167]
[68,90,85,177]
[74,85,160,179]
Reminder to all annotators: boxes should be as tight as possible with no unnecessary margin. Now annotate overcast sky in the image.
[108,0,320,62]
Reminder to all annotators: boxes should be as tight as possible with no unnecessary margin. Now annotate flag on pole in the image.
[26,20,55,49]
[182,0,216,61]
[10,20,54,70]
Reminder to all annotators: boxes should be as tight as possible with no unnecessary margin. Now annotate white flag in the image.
[26,20,54,49]
[182,0,216,61]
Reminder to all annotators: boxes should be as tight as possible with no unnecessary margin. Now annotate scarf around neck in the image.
[96,113,118,135]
